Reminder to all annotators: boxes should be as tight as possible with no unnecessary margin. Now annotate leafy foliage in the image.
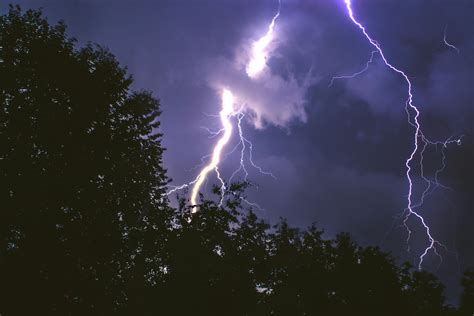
[460,269,474,315]
[0,6,170,313]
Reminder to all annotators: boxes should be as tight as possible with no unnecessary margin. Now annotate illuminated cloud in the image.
[207,54,311,129]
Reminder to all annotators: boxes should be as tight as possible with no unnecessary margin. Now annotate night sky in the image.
[2,0,472,303]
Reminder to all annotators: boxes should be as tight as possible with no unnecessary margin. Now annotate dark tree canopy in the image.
[460,270,474,315]
[0,6,170,313]
[0,6,471,316]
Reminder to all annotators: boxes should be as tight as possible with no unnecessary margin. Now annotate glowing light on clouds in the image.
[188,5,281,210]
[168,2,281,211]
[246,0,281,78]
[166,0,463,273]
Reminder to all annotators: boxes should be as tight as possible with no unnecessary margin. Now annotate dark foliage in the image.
[0,6,171,314]
[0,6,471,315]
[460,270,474,315]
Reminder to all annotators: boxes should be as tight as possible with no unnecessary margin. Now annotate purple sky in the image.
[3,0,472,303]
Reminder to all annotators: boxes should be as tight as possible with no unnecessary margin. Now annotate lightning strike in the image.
[229,112,276,184]
[229,112,250,184]
[343,0,461,269]
[329,50,378,86]
[200,126,225,139]
[246,0,281,78]
[189,89,236,210]
[240,197,265,212]
[168,2,281,211]
[443,25,460,53]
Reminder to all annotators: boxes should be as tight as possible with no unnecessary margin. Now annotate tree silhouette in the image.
[0,6,170,314]
[460,269,474,315]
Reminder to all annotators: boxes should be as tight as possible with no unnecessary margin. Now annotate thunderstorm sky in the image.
[2,0,472,302]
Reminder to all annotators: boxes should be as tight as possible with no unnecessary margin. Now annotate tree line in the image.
[0,6,472,315]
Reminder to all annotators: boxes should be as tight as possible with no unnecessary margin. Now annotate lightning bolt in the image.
[443,25,460,53]
[343,0,461,269]
[168,1,280,212]
[167,0,461,269]
[329,50,378,87]
[246,0,281,78]
[189,89,236,210]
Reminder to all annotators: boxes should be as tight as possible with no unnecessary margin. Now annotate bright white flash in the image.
[246,1,281,78]
[190,89,235,211]
[168,1,280,212]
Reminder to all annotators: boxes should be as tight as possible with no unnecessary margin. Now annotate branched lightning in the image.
[188,89,236,210]
[200,126,225,139]
[342,0,461,269]
[246,0,281,78]
[167,2,281,212]
[240,197,266,212]
[230,112,276,183]
[443,25,460,53]
[229,112,250,184]
[329,50,378,87]
[166,0,462,270]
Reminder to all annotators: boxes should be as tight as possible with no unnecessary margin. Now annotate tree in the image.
[460,269,474,315]
[403,269,446,316]
[0,6,170,314]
